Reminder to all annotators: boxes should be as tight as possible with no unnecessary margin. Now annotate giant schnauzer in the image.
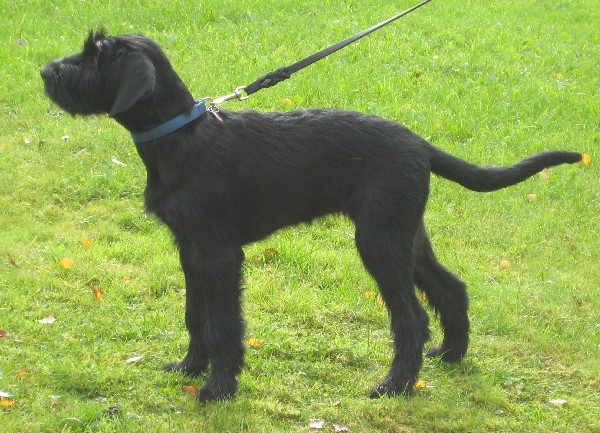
[41,31,582,402]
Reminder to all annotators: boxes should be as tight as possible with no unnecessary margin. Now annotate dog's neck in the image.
[113,71,197,135]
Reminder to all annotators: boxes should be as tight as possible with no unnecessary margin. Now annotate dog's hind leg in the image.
[168,240,246,402]
[354,205,430,398]
[414,223,469,362]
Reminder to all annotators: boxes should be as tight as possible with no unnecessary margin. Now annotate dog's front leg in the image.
[168,241,246,402]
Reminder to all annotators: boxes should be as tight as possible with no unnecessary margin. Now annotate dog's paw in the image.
[426,346,464,363]
[164,358,208,377]
[198,380,238,402]
[369,379,414,399]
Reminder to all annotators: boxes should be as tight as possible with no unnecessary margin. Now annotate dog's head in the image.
[41,30,194,126]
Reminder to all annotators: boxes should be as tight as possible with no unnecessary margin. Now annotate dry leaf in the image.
[333,425,349,432]
[282,98,293,106]
[183,385,198,397]
[549,399,567,407]
[364,290,375,300]
[432,122,442,131]
[376,293,385,307]
[0,398,15,410]
[265,247,278,256]
[538,170,550,180]
[579,152,592,167]
[91,284,103,302]
[81,238,92,249]
[0,330,9,338]
[308,419,325,430]
[125,355,144,364]
[500,260,511,269]
[418,291,427,302]
[39,315,56,324]
[16,371,28,378]
[247,338,263,349]
[111,157,127,167]
[566,238,576,250]
[9,258,18,267]
[414,380,427,390]
[58,258,74,270]
[526,193,537,202]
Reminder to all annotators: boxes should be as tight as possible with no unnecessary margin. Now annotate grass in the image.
[0,0,598,431]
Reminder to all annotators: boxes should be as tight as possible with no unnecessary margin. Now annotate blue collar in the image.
[130,100,207,144]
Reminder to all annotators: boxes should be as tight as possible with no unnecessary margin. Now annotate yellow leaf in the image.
[415,380,427,389]
[500,260,511,269]
[247,338,263,349]
[90,284,103,302]
[526,193,537,202]
[432,122,442,131]
[538,170,550,180]
[16,370,28,378]
[555,72,564,79]
[0,398,15,410]
[579,152,592,167]
[81,238,92,249]
[282,98,293,106]
[182,385,198,397]
[58,258,74,270]
[418,291,427,302]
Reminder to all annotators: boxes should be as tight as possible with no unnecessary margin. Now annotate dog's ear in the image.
[109,52,156,117]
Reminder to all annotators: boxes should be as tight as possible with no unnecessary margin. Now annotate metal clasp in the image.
[212,86,250,105]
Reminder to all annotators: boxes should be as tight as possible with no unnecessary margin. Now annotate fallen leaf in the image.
[111,157,127,167]
[333,424,349,432]
[432,122,442,131]
[376,293,385,307]
[549,399,567,407]
[16,370,28,378]
[182,385,198,397]
[538,170,550,180]
[58,258,74,270]
[91,284,103,302]
[418,291,427,302]
[9,258,18,267]
[573,296,584,308]
[81,238,92,249]
[282,98,294,106]
[364,290,375,300]
[566,238,576,250]
[39,315,56,324]
[0,398,15,410]
[500,260,511,269]
[526,193,537,202]
[578,152,592,167]
[125,355,143,364]
[308,419,325,430]
[414,380,427,390]
[247,338,263,349]
[265,247,278,256]
[0,330,9,338]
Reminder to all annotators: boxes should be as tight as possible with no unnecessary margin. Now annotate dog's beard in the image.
[42,64,107,115]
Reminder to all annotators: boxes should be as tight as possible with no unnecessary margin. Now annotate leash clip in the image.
[212,86,250,105]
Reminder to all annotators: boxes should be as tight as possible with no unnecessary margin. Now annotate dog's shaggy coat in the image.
[41,31,582,401]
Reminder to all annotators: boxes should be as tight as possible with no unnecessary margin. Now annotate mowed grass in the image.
[0,0,598,431]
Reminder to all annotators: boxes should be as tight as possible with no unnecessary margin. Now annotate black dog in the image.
[41,31,582,402]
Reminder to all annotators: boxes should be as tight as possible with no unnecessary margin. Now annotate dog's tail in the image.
[428,146,582,192]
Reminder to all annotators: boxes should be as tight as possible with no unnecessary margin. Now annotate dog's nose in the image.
[40,61,62,81]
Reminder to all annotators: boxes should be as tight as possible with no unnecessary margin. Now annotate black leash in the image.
[212,0,433,104]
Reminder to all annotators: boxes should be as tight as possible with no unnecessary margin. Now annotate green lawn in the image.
[1,0,598,432]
